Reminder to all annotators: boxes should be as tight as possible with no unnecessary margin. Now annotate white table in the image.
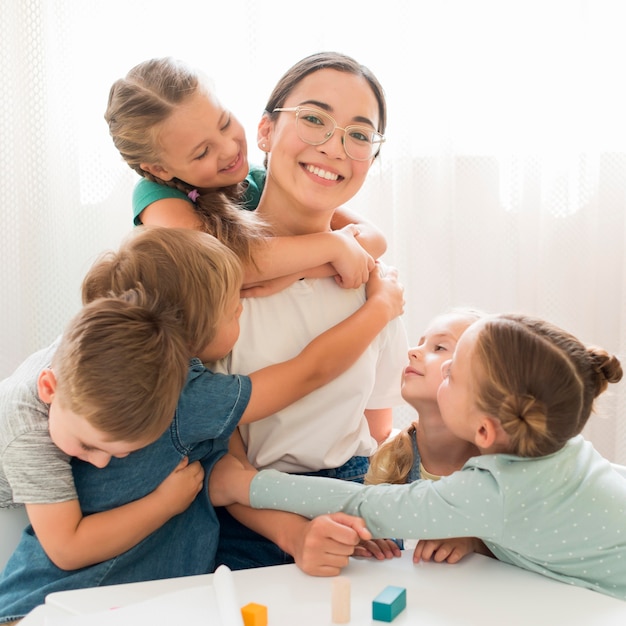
[34,550,626,625]
[17,603,69,625]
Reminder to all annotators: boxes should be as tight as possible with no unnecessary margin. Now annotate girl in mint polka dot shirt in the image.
[211,313,626,601]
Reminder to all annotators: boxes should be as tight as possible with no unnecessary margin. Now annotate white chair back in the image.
[0,506,28,570]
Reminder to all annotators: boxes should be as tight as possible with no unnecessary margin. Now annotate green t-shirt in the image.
[131,164,267,225]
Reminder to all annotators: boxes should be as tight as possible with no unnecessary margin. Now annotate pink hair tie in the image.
[187,189,200,202]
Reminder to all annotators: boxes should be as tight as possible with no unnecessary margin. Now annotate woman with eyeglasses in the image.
[105,56,387,295]
[214,51,409,574]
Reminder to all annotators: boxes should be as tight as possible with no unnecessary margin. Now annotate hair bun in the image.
[500,393,549,454]
[586,346,623,396]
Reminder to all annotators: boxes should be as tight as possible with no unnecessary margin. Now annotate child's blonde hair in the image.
[82,227,243,356]
[104,57,267,265]
[52,290,189,443]
[365,422,419,485]
[473,313,623,457]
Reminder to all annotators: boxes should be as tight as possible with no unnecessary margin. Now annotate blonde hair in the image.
[52,291,189,442]
[82,227,243,356]
[365,308,485,485]
[365,422,418,485]
[104,57,267,265]
[473,313,623,457]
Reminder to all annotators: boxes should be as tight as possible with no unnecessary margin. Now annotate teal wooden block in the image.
[372,585,406,622]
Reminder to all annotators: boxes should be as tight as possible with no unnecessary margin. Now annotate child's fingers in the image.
[327,512,372,541]
[355,538,401,560]
[174,456,190,470]
[412,539,439,562]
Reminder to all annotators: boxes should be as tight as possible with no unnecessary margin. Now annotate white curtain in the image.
[2,0,625,463]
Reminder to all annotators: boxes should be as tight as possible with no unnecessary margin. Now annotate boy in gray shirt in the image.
[0,292,200,569]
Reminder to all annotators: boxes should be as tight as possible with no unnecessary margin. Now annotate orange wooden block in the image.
[241,602,268,626]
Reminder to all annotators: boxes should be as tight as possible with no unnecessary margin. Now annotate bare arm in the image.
[140,198,204,230]
[245,225,375,290]
[141,198,384,293]
[244,217,387,295]
[26,457,204,570]
[331,206,387,259]
[210,453,398,570]
[227,504,369,576]
[212,436,372,576]
[239,264,404,424]
[365,408,394,445]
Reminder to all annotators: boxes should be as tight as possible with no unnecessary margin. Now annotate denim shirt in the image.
[0,360,251,622]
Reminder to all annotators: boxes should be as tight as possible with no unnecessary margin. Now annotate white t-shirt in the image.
[219,276,408,473]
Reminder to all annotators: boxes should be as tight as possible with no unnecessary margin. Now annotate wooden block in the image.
[331,576,351,623]
[372,585,406,622]
[241,602,268,626]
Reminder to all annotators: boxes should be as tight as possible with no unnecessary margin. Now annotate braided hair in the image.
[104,57,268,266]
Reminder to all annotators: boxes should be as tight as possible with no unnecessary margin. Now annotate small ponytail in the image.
[365,423,417,485]
[586,346,623,398]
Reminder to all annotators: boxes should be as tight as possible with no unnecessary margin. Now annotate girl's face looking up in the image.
[401,313,477,408]
[259,69,380,223]
[142,88,248,191]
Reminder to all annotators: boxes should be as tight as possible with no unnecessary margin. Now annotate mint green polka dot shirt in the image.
[251,435,626,601]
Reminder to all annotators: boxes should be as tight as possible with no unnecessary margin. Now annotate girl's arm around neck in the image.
[140,197,384,293]
[243,225,376,292]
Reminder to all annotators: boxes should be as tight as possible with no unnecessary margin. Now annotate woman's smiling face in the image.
[259,68,380,223]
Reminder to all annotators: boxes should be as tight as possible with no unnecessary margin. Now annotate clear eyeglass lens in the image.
[296,107,382,160]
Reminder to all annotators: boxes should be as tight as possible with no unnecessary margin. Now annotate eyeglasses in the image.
[272,106,385,161]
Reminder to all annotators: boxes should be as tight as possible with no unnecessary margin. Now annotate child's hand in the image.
[291,512,373,576]
[330,224,375,289]
[353,537,402,560]
[154,457,204,515]
[208,453,255,507]
[365,263,405,321]
[412,536,479,564]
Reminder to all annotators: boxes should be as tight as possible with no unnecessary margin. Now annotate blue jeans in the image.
[215,455,369,571]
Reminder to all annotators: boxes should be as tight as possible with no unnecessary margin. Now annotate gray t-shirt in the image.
[0,338,76,507]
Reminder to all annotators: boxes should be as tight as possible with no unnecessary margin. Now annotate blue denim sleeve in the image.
[176,362,252,446]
